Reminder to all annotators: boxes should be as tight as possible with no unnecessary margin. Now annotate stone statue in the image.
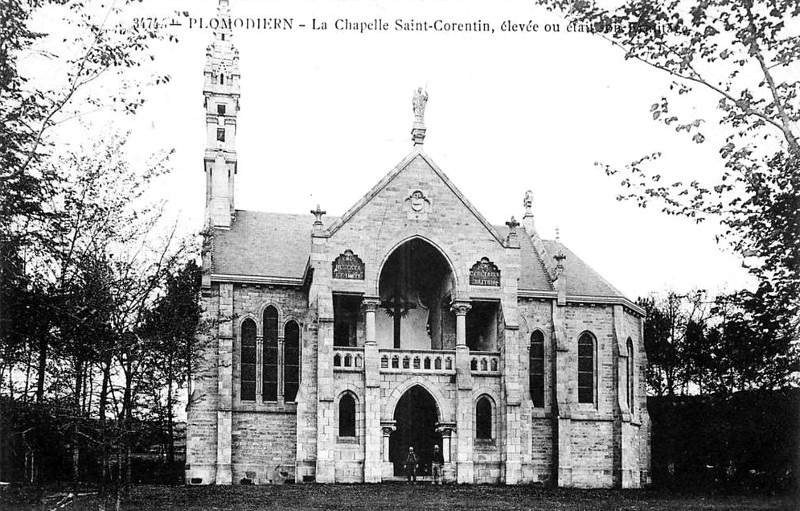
[412,87,428,121]
[523,190,534,215]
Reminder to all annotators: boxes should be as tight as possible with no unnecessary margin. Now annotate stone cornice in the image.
[209,273,304,286]
[517,290,645,316]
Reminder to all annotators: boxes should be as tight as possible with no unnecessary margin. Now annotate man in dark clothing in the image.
[404,446,418,482]
[431,445,444,484]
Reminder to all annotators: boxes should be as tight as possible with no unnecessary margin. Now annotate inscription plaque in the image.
[332,250,365,280]
[469,257,500,286]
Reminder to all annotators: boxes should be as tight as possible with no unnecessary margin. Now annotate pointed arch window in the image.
[626,338,635,412]
[339,393,356,437]
[578,332,595,404]
[530,330,545,408]
[476,396,493,440]
[263,306,279,402]
[240,319,257,401]
[284,320,300,402]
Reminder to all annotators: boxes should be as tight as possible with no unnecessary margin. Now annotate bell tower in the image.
[203,0,239,228]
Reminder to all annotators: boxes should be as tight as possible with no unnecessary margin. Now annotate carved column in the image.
[255,335,263,401]
[365,297,378,346]
[436,424,456,483]
[451,301,473,484]
[381,421,397,479]
[277,336,285,404]
[363,298,382,482]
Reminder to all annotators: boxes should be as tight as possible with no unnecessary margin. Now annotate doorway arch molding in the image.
[383,376,453,423]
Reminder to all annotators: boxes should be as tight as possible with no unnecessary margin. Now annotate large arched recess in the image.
[374,236,458,350]
[390,385,440,476]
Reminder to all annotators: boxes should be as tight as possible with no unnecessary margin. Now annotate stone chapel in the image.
[186,0,651,488]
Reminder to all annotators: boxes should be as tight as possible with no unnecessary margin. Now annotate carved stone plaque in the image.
[405,189,431,219]
[332,250,365,280]
[469,257,500,286]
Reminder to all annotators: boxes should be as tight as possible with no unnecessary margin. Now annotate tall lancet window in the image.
[627,338,635,412]
[476,396,493,440]
[284,320,300,402]
[530,330,545,408]
[339,393,356,437]
[578,332,596,404]
[263,306,279,402]
[240,319,256,401]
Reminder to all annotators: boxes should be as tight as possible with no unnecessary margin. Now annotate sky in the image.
[32,0,756,300]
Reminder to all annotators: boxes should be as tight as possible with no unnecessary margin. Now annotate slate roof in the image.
[541,239,625,298]
[494,225,553,292]
[211,211,337,279]
[211,211,626,300]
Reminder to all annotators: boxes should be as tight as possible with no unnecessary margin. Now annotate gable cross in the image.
[310,204,326,228]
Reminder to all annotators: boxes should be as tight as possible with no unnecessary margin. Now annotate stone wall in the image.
[231,411,297,484]
[333,372,366,482]
[185,283,222,485]
[571,419,615,487]
[188,279,650,487]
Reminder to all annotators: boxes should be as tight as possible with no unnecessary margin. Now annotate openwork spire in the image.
[215,0,233,41]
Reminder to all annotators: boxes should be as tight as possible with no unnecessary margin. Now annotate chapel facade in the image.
[185,0,651,488]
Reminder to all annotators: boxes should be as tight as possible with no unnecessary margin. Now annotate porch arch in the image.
[370,234,462,297]
[383,375,452,423]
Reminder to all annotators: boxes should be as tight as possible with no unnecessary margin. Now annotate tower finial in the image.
[411,87,428,146]
[214,0,233,42]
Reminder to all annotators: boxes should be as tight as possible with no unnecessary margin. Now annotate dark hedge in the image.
[648,389,799,493]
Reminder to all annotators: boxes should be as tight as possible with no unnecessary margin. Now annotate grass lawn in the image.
[2,484,797,510]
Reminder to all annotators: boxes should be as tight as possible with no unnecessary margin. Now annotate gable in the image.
[327,148,505,245]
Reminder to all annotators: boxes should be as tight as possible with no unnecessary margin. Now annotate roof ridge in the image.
[524,227,556,291]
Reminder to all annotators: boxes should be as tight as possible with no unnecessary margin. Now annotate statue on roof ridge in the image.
[412,87,428,121]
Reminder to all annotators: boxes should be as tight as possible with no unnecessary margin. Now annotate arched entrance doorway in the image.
[391,385,440,476]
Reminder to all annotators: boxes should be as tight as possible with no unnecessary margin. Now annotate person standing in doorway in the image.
[404,446,418,483]
[431,445,444,485]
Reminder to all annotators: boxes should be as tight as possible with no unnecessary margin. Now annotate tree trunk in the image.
[72,357,84,492]
[122,356,133,491]
[23,346,32,401]
[167,350,175,464]
[36,336,47,402]
[99,354,112,496]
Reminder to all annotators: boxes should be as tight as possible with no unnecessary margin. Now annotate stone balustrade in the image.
[379,349,456,374]
[469,351,501,374]
[332,347,364,371]
[332,347,500,376]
